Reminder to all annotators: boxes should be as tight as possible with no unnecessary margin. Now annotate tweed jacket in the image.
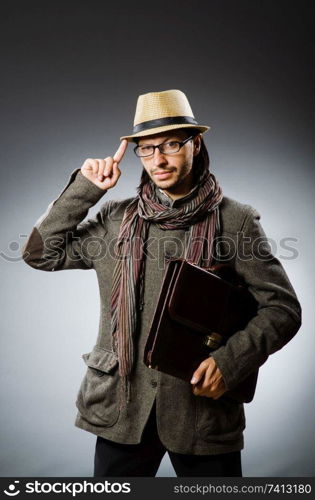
[22,168,302,455]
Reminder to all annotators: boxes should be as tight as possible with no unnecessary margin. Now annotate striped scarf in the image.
[110,170,223,396]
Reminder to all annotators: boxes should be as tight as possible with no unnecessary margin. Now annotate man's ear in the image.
[193,134,202,156]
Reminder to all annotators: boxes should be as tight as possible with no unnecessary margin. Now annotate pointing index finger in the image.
[113,139,128,164]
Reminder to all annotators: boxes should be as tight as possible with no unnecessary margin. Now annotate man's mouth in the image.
[153,170,174,179]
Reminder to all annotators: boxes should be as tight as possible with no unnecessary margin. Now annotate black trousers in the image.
[94,402,242,477]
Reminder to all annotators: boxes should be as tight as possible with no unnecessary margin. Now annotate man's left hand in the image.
[190,357,226,399]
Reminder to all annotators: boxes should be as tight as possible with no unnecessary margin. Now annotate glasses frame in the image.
[133,135,194,158]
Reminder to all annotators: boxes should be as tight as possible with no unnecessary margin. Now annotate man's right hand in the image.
[80,139,128,191]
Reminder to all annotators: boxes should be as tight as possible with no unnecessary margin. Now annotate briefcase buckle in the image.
[204,332,222,349]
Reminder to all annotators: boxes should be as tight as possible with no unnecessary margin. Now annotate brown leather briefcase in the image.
[144,258,259,403]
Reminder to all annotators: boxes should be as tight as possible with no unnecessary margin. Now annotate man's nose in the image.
[152,147,167,166]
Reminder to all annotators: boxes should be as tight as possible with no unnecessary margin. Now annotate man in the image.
[22,89,302,477]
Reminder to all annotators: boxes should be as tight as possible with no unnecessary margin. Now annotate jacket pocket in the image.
[195,396,245,444]
[76,345,120,427]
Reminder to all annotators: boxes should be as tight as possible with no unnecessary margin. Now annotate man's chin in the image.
[153,179,177,190]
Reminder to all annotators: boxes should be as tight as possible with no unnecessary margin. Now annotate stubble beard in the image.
[149,161,193,193]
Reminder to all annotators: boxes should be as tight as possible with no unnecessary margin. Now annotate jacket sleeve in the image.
[21,168,109,271]
[211,206,302,391]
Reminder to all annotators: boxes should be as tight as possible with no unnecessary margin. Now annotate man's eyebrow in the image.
[139,136,179,146]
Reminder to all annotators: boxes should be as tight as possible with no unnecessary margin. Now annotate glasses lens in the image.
[160,141,180,154]
[135,145,154,157]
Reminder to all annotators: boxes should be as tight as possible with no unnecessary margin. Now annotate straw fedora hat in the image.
[120,89,210,142]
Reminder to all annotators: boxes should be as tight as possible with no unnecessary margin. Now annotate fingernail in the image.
[191,377,197,384]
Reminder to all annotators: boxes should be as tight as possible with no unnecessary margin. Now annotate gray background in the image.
[0,0,313,476]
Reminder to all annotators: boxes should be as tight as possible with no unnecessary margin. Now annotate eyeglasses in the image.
[134,136,194,158]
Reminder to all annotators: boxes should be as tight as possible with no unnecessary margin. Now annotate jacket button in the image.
[164,253,173,262]
[150,380,157,388]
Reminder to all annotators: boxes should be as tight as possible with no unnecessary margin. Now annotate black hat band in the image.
[133,116,198,134]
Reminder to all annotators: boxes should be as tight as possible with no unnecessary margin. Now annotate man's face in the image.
[137,129,201,197]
